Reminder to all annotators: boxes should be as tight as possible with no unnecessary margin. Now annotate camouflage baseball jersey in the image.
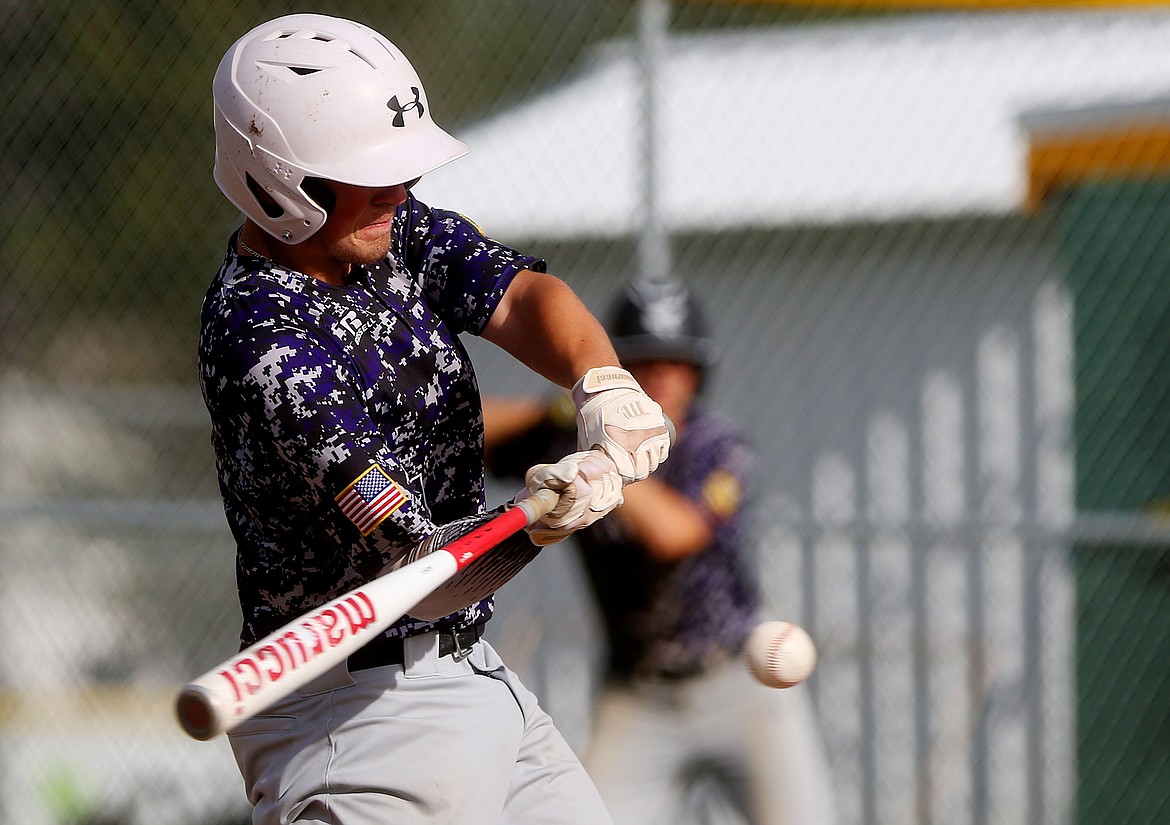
[199,195,544,647]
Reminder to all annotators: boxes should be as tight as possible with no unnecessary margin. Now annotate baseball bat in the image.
[175,488,558,741]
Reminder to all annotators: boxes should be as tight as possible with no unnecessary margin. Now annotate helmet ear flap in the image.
[300,178,337,218]
[245,174,285,220]
[212,105,326,244]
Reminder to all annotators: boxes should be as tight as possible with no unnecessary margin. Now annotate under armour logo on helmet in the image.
[386,87,424,127]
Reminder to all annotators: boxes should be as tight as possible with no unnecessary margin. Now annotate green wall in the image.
[1059,179,1170,825]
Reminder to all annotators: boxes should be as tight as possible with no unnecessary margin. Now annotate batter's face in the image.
[317,180,410,263]
[285,179,414,285]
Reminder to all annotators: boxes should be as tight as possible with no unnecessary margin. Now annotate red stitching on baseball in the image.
[768,622,794,685]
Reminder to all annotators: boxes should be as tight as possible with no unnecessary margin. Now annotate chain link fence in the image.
[4,2,1170,824]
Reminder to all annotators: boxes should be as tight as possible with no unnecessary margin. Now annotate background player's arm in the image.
[481,269,620,387]
[482,394,710,560]
[481,396,549,454]
[611,478,712,563]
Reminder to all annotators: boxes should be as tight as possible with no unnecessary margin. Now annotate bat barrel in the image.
[175,549,461,739]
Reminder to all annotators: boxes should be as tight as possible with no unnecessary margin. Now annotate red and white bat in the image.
[176,489,558,740]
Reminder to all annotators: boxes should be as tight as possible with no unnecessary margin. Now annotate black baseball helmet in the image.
[606,278,716,369]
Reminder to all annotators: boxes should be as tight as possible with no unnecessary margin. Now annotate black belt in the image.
[347,625,484,672]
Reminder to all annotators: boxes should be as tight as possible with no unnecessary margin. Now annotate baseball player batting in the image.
[198,13,670,824]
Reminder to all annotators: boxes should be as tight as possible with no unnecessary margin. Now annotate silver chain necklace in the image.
[237,232,266,260]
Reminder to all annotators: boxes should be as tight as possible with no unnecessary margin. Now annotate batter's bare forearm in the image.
[483,270,619,386]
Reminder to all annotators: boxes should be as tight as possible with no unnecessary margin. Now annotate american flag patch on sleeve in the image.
[335,464,408,536]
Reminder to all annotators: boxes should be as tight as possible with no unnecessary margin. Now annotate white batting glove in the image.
[522,450,624,546]
[572,367,670,482]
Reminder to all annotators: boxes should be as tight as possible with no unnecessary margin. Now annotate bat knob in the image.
[177,685,220,741]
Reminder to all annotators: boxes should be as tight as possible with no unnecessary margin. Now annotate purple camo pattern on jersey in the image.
[199,195,543,647]
[578,407,760,677]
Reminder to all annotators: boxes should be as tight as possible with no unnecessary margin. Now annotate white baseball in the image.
[742,620,817,689]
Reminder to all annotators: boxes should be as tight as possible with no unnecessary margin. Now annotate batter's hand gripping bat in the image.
[175,488,558,741]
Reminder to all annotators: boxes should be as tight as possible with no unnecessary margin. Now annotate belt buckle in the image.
[449,627,478,662]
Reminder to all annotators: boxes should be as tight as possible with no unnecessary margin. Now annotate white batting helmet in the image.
[212,14,468,244]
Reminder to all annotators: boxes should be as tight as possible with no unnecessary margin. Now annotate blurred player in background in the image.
[199,13,670,824]
[485,278,837,825]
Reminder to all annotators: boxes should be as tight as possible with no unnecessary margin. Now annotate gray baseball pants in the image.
[228,632,612,824]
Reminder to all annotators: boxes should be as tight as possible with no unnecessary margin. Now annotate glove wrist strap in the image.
[572,366,639,404]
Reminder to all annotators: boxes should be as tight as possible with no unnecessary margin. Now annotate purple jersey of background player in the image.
[579,407,759,677]
[199,194,542,647]
[487,404,759,677]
